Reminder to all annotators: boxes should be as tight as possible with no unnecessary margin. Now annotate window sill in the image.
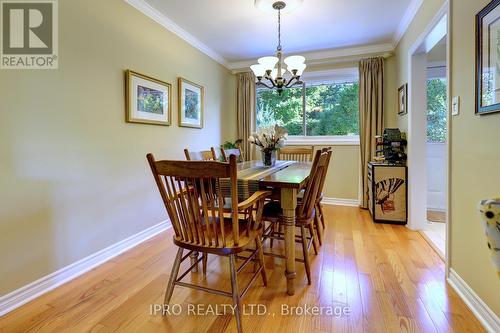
[285,136,360,146]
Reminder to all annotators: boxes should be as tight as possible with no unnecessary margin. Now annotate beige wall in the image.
[450,0,500,316]
[0,0,235,295]
[389,0,500,317]
[392,0,447,132]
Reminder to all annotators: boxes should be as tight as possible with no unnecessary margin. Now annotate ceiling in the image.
[132,0,422,68]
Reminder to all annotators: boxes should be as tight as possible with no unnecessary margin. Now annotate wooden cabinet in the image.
[368,162,407,224]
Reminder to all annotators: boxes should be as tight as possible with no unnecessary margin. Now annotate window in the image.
[256,76,359,143]
[426,78,447,143]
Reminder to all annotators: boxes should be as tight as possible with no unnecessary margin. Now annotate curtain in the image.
[237,72,256,161]
[359,57,384,208]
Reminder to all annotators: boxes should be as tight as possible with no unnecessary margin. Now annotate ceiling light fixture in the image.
[250,0,306,95]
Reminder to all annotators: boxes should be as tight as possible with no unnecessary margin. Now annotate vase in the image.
[261,150,276,167]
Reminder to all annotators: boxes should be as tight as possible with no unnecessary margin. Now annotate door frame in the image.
[407,0,451,274]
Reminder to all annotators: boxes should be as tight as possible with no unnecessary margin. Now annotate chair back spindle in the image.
[147,154,240,247]
[278,146,315,162]
[184,148,218,161]
[297,150,330,220]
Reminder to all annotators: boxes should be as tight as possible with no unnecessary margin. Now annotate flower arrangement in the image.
[249,125,288,166]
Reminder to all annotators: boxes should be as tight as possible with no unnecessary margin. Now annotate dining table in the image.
[233,159,313,296]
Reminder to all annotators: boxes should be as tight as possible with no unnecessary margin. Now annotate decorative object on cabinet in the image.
[477,198,500,277]
[476,0,500,115]
[398,84,408,115]
[125,70,171,126]
[375,128,407,165]
[368,162,407,224]
[178,77,204,128]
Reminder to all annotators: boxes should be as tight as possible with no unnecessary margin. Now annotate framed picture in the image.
[125,70,171,126]
[476,0,500,115]
[178,77,204,128]
[398,84,408,115]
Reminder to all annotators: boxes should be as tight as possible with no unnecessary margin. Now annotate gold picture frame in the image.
[125,70,172,126]
[178,77,204,128]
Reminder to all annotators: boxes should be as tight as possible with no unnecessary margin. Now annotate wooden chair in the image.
[277,146,315,162]
[221,147,243,163]
[261,149,329,284]
[147,154,270,333]
[305,147,332,245]
[184,147,218,161]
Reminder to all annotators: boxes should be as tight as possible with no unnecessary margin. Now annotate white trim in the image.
[321,197,360,207]
[285,136,360,146]
[393,0,424,47]
[228,43,394,72]
[0,220,171,317]
[447,269,500,333]
[123,0,228,67]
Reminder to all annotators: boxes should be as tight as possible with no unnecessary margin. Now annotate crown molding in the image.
[393,0,424,48]
[124,0,228,67]
[227,43,394,73]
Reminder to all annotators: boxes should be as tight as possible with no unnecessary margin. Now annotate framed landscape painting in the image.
[476,0,500,115]
[398,84,408,115]
[126,70,171,125]
[178,77,204,128]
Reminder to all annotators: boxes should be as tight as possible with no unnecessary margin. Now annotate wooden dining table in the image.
[234,160,313,296]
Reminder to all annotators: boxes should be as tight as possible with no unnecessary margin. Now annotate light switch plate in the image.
[452,96,460,116]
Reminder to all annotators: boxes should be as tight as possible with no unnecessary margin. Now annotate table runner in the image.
[219,160,295,200]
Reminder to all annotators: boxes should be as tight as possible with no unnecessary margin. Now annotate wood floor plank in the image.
[0,206,487,333]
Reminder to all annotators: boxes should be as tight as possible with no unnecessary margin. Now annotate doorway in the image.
[407,2,450,261]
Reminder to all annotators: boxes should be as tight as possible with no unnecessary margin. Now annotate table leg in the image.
[281,187,297,296]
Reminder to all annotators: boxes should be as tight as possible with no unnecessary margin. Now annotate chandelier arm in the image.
[256,81,274,89]
[285,77,300,88]
[266,77,277,88]
[286,78,303,88]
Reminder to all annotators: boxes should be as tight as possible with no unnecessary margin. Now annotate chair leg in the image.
[270,222,277,248]
[300,226,312,285]
[202,253,208,275]
[255,238,268,286]
[190,251,198,273]
[308,224,319,255]
[314,213,323,246]
[229,254,243,333]
[318,203,326,230]
[164,247,183,306]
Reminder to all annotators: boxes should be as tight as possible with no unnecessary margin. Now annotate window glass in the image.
[256,81,359,137]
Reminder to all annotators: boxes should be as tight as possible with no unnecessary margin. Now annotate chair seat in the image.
[173,217,260,254]
[262,201,315,226]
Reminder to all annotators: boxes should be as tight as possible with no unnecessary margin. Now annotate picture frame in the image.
[398,84,408,115]
[178,77,204,128]
[125,70,172,126]
[476,0,500,115]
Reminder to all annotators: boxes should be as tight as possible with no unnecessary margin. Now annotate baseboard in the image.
[321,197,360,207]
[0,220,171,317]
[427,207,446,213]
[447,269,500,333]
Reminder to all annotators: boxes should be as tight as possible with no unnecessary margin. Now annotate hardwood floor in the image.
[427,210,446,223]
[0,206,485,333]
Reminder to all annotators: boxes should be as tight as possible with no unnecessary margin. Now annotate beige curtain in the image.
[359,57,384,208]
[237,72,256,161]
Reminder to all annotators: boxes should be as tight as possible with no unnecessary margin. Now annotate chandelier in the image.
[250,1,306,94]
